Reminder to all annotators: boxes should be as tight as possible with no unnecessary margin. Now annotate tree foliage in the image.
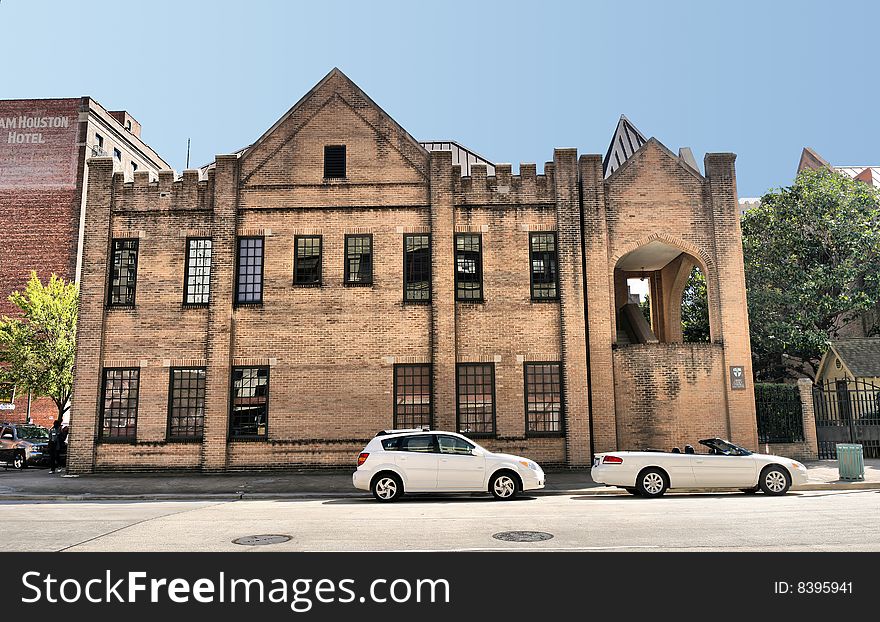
[681,266,710,343]
[639,292,651,325]
[742,169,880,380]
[0,273,79,420]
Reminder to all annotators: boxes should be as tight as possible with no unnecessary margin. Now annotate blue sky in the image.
[1,0,877,197]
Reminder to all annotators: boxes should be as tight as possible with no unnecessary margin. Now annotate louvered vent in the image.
[324,145,346,179]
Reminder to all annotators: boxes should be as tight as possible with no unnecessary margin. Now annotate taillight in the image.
[357,452,369,466]
[602,455,623,464]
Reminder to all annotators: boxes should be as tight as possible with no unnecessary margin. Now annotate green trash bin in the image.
[836,443,865,480]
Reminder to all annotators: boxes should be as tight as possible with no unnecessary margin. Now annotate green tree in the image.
[742,169,880,381]
[0,273,79,421]
[681,266,710,342]
[639,292,651,325]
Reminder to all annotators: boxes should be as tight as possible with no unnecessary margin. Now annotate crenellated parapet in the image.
[453,161,556,206]
[110,167,214,212]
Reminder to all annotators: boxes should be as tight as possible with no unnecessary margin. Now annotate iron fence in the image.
[814,379,880,459]
[755,383,805,443]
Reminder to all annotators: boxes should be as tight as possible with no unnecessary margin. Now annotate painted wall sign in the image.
[0,99,80,189]
[730,365,746,390]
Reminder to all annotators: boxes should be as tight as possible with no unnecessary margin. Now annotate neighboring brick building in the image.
[0,97,170,426]
[68,69,757,472]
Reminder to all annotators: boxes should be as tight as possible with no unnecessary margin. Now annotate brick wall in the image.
[0,99,81,427]
[613,343,728,450]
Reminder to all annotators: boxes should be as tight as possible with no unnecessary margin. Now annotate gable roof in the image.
[798,147,880,189]
[239,68,429,182]
[604,136,706,186]
[819,339,880,379]
[419,141,495,176]
[835,165,880,189]
[603,115,648,178]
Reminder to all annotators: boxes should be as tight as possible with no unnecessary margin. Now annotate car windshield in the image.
[17,425,48,440]
[700,438,752,456]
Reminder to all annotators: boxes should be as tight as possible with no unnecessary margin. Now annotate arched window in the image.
[613,241,714,345]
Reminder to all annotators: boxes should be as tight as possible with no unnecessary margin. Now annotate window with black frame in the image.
[455,233,483,301]
[100,368,140,440]
[108,239,139,306]
[394,364,432,429]
[235,237,263,304]
[344,234,372,284]
[184,238,212,305]
[403,234,431,302]
[167,368,206,439]
[525,362,563,434]
[530,232,558,300]
[229,366,269,438]
[294,235,322,285]
[456,363,495,436]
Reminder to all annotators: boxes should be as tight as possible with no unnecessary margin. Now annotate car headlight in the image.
[519,460,539,471]
[791,461,805,470]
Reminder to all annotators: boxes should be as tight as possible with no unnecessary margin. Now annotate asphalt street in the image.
[4,489,879,552]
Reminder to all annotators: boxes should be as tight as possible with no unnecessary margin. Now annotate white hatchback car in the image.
[353,429,545,501]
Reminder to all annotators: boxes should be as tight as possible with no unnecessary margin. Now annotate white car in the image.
[353,428,545,501]
[590,438,809,497]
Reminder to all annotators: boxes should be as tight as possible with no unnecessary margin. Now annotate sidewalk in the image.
[1,459,878,501]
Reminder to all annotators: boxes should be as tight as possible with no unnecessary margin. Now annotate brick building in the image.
[0,97,170,425]
[69,69,757,472]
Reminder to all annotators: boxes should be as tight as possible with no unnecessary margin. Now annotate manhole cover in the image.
[492,531,554,542]
[232,534,291,546]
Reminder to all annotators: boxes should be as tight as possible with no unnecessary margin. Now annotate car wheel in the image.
[636,468,668,498]
[759,465,791,496]
[624,487,640,496]
[13,451,26,470]
[490,471,519,500]
[740,487,760,494]
[371,473,403,502]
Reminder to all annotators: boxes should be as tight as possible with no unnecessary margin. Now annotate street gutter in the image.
[2,481,878,502]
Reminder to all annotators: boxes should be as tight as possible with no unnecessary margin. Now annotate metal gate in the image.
[813,379,880,459]
[755,383,804,443]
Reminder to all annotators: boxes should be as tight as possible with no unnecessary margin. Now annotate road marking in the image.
[58,501,234,552]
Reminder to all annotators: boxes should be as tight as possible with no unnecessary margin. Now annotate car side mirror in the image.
[471,448,484,457]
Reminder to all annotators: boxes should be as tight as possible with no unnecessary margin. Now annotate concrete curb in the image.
[793,482,880,491]
[3,481,877,502]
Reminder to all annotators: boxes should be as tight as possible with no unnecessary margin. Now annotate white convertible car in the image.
[591,438,808,497]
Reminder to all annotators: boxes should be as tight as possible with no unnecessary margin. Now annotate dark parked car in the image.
[0,423,66,469]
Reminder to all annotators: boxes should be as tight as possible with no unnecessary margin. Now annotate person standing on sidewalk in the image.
[47,419,63,474]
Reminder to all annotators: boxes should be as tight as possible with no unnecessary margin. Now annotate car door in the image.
[394,434,439,491]
[436,434,486,491]
[660,452,697,488]
[691,452,757,487]
[0,426,13,462]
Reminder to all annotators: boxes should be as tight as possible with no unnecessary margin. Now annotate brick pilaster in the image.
[705,153,759,450]
[201,156,238,471]
[579,154,618,453]
[553,149,590,466]
[68,157,114,474]
[797,378,819,459]
[429,151,457,431]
